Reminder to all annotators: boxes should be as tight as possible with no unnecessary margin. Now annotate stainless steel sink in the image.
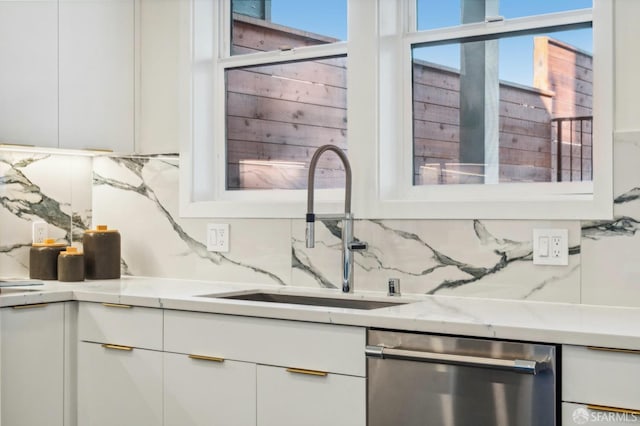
[199,291,409,310]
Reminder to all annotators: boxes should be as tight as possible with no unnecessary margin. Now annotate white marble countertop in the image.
[2,276,640,350]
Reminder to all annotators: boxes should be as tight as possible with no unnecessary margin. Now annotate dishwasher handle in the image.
[365,345,548,375]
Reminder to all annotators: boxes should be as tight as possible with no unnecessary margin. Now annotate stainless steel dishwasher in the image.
[366,329,557,426]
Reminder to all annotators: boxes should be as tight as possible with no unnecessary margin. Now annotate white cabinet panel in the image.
[59,0,134,152]
[1,303,65,426]
[139,0,181,154]
[0,0,58,147]
[256,365,366,426]
[164,310,366,376]
[78,341,162,426]
[563,345,640,410]
[164,352,256,426]
[78,302,163,350]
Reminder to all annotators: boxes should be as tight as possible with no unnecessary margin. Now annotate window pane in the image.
[412,27,593,185]
[231,0,346,55]
[417,0,592,31]
[226,56,347,190]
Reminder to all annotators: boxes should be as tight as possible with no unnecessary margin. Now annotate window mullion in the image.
[218,42,348,70]
[405,8,593,46]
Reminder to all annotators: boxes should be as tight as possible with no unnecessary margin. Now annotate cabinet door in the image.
[1,303,64,426]
[139,0,181,154]
[164,352,256,426]
[563,345,640,411]
[0,0,58,147]
[257,365,365,426]
[78,341,162,426]
[59,0,135,152]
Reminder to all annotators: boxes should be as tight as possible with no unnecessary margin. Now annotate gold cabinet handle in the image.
[587,404,640,415]
[102,303,132,309]
[286,367,328,377]
[587,346,640,355]
[188,354,225,363]
[587,346,640,354]
[12,303,48,310]
[102,344,133,351]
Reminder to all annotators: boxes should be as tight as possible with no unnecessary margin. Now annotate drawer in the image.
[164,310,366,376]
[78,302,162,350]
[562,402,640,425]
[563,345,640,410]
[256,365,366,426]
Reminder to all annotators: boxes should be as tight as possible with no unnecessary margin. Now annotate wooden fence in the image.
[226,14,592,189]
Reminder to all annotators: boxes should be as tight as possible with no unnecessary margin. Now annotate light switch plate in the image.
[207,223,229,252]
[32,221,48,244]
[532,228,568,266]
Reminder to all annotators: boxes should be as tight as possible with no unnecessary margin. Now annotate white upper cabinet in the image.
[0,0,58,147]
[1,0,205,154]
[138,0,181,154]
[59,0,135,152]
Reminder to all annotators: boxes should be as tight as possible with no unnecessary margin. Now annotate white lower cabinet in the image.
[77,302,164,426]
[563,345,640,414]
[77,341,163,426]
[1,302,66,426]
[74,304,366,425]
[163,309,366,426]
[256,365,366,426]
[164,352,256,426]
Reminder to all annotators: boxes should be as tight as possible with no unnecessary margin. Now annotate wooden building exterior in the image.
[226,14,593,190]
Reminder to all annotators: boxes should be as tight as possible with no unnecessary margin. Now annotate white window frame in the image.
[179,0,613,220]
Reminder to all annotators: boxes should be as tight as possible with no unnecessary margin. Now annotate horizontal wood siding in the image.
[412,61,555,184]
[227,16,346,190]
[226,17,592,189]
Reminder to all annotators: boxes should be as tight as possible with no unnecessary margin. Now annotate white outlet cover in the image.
[32,221,48,244]
[207,223,229,252]
[532,228,569,266]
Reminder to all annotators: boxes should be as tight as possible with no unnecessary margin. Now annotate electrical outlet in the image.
[533,228,569,266]
[207,223,229,252]
[32,221,48,244]
[551,236,562,258]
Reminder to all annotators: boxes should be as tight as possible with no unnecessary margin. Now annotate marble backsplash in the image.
[1,133,639,307]
[0,151,91,277]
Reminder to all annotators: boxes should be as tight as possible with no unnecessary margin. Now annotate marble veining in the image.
[92,156,289,285]
[580,134,640,307]
[1,155,79,239]
[292,217,581,302]
[0,151,91,277]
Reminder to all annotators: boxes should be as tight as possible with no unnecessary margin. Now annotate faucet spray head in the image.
[305,213,315,248]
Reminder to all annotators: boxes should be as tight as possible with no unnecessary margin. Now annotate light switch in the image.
[538,236,549,257]
[207,223,229,252]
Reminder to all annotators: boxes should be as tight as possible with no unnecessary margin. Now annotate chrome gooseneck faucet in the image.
[306,144,367,293]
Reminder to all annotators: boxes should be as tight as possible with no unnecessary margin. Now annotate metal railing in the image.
[552,116,593,182]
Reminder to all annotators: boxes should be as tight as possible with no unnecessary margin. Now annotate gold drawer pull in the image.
[12,303,48,310]
[102,344,133,351]
[587,404,640,415]
[188,354,225,363]
[286,367,328,377]
[102,303,132,309]
[587,346,640,355]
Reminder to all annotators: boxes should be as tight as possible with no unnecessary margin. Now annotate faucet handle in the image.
[305,213,315,249]
[348,240,368,251]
